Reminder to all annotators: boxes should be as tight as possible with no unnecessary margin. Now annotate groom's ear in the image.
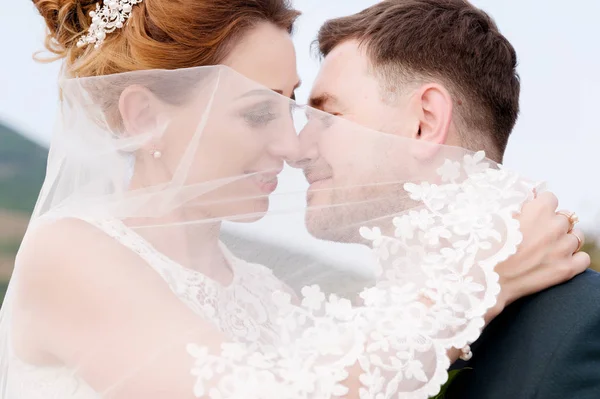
[413,83,453,145]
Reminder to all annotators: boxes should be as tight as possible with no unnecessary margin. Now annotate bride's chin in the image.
[227,198,270,223]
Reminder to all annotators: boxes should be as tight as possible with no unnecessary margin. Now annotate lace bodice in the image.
[87,218,293,348]
[7,217,289,398]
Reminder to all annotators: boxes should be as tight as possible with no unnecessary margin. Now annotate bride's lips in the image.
[256,176,278,193]
[249,170,282,194]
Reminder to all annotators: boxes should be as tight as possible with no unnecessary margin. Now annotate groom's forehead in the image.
[310,42,371,105]
[316,43,366,81]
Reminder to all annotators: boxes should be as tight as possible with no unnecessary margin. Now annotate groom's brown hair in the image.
[317,0,519,162]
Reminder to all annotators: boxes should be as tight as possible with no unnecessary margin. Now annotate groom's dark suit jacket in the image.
[446,268,600,399]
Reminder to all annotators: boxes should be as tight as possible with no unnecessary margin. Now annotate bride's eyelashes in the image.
[243,110,278,127]
[239,102,279,128]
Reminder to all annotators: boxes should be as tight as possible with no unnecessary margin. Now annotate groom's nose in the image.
[288,135,319,170]
[290,125,320,167]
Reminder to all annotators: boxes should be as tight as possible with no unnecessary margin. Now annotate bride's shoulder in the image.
[18,216,113,266]
[14,216,138,301]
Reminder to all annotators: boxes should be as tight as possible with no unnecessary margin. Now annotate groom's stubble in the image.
[300,126,422,243]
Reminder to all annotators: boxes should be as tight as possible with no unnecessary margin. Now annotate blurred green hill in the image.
[0,124,48,212]
[0,123,47,304]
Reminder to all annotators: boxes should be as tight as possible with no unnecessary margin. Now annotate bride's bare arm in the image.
[13,218,224,398]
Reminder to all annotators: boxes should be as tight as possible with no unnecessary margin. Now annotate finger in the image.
[514,188,536,215]
[572,251,591,271]
[556,209,578,232]
[536,191,559,212]
[551,229,584,257]
[550,213,572,237]
[552,232,576,257]
[570,229,585,253]
[519,191,558,221]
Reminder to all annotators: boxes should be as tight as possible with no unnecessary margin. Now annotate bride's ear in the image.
[119,85,166,142]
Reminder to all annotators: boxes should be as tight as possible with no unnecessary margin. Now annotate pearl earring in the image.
[151,150,162,159]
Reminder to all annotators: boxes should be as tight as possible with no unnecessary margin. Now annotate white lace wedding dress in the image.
[6,217,291,399]
[5,153,535,399]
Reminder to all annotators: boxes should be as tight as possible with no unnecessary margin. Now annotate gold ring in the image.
[571,232,583,253]
[557,211,579,233]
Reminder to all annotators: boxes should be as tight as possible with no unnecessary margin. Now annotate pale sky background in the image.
[0,0,599,234]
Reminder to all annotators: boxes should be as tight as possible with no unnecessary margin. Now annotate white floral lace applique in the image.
[187,152,536,399]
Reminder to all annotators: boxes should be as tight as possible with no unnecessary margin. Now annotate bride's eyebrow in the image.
[238,81,301,100]
[237,89,280,99]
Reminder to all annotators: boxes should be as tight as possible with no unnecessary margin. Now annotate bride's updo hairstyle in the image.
[32,0,300,77]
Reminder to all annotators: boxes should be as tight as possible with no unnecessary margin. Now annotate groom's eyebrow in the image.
[309,93,339,110]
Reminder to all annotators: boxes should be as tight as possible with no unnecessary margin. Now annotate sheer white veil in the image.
[0,65,537,398]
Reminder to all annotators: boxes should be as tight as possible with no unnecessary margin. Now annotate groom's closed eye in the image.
[309,93,334,109]
[309,92,344,116]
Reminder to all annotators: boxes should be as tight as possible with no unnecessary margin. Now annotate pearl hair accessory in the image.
[76,0,144,49]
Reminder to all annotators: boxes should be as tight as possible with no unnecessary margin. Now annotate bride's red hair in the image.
[33,0,300,77]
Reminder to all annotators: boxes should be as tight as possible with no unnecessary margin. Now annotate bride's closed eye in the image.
[240,102,279,128]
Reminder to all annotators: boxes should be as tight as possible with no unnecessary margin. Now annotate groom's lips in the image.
[305,172,333,194]
[304,171,332,185]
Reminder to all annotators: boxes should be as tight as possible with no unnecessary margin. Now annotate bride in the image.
[0,0,588,398]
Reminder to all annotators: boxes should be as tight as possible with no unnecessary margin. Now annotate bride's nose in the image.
[267,127,301,163]
[287,123,320,169]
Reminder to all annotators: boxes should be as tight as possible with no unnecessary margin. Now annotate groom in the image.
[298,0,600,398]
